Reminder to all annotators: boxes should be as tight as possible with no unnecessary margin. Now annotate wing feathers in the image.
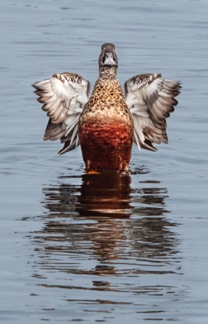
[125,74,181,151]
[43,119,66,141]
[33,72,90,153]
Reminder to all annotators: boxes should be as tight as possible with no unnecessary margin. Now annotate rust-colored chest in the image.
[78,78,133,171]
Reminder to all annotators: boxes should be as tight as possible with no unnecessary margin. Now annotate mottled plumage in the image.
[33,43,181,172]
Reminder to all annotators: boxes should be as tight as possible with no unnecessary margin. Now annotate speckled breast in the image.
[78,78,133,171]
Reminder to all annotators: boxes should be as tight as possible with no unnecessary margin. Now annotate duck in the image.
[33,43,181,172]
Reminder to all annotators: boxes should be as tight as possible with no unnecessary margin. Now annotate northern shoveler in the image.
[33,43,181,172]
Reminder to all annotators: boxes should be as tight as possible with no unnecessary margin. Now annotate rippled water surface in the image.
[0,0,208,323]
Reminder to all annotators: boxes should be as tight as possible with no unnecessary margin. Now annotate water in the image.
[0,0,208,323]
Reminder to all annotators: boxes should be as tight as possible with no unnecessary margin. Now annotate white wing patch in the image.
[33,72,90,154]
[124,74,181,151]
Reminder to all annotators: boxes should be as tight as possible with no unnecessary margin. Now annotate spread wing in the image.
[124,73,181,151]
[33,72,90,154]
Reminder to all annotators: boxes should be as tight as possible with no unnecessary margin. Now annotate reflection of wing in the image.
[124,73,181,151]
[33,72,90,154]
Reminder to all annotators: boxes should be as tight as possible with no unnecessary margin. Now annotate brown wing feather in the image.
[125,73,181,151]
[33,72,90,153]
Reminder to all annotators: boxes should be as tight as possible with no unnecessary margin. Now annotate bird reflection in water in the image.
[33,171,180,276]
[77,172,132,217]
[29,170,183,322]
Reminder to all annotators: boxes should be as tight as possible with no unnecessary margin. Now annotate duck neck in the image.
[99,66,118,80]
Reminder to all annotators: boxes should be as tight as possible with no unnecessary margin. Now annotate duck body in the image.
[33,43,181,172]
[79,74,133,171]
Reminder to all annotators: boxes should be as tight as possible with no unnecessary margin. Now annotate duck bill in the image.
[103,52,118,66]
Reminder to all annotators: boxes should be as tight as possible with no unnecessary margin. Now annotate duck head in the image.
[98,43,118,77]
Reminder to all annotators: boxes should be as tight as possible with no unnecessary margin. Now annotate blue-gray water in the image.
[0,0,208,323]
